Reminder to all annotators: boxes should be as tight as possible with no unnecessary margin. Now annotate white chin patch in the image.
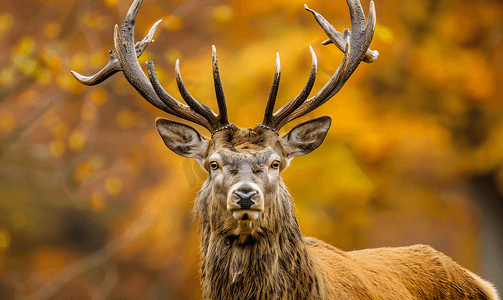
[232,209,260,221]
[231,210,260,243]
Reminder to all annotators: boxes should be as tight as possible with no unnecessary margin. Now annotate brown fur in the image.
[308,239,499,299]
[159,122,499,300]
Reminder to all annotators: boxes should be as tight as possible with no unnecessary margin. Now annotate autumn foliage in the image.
[0,0,502,299]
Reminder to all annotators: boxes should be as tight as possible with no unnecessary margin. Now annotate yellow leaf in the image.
[74,161,93,182]
[116,109,137,130]
[0,67,15,86]
[50,140,66,157]
[56,73,79,93]
[0,111,15,133]
[41,47,62,72]
[35,68,52,86]
[163,15,182,31]
[376,23,394,43]
[104,0,118,7]
[18,58,39,75]
[137,50,152,65]
[68,129,86,151]
[105,177,123,196]
[212,5,234,23]
[16,36,36,55]
[0,230,11,250]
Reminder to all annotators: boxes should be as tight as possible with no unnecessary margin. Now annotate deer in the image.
[71,0,500,299]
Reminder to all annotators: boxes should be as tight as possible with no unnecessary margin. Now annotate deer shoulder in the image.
[306,238,499,299]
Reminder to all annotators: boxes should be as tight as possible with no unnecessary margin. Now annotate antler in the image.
[260,0,378,131]
[71,0,230,133]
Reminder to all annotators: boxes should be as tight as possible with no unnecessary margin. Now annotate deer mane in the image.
[195,182,322,299]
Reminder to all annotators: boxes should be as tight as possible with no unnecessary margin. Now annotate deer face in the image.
[156,116,331,243]
[208,147,277,220]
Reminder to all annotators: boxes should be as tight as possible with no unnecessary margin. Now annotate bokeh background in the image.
[0,0,502,299]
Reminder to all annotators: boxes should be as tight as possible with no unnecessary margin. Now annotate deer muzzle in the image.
[227,183,264,221]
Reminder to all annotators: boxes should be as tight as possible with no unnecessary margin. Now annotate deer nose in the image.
[234,190,258,209]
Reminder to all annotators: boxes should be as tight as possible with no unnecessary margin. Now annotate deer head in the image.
[156,116,331,244]
[71,0,377,245]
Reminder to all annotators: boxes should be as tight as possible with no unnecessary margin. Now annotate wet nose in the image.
[234,190,258,209]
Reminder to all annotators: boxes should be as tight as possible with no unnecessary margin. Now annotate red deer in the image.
[72,0,500,299]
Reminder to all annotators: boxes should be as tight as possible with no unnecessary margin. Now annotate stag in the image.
[72,0,500,299]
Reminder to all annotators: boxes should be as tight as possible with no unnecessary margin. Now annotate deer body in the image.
[197,179,498,299]
[72,0,500,299]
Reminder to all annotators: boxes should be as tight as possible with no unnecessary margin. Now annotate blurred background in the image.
[0,0,502,299]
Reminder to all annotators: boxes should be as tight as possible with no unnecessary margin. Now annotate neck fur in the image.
[195,183,322,299]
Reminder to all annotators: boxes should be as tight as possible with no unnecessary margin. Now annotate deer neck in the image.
[197,186,323,299]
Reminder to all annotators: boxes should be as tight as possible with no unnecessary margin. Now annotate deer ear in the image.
[279,116,331,158]
[156,118,210,161]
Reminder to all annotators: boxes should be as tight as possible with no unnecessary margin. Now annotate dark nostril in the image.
[234,190,258,209]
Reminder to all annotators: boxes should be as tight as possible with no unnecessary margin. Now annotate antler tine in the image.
[72,0,231,133]
[272,0,377,130]
[321,35,378,63]
[262,53,281,128]
[71,50,121,86]
[112,1,170,113]
[175,59,220,129]
[70,19,161,86]
[313,0,378,64]
[271,46,317,130]
[115,0,214,130]
[212,46,230,127]
[145,61,214,130]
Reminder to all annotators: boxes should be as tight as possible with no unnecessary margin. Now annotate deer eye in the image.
[210,161,219,170]
[271,160,280,169]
